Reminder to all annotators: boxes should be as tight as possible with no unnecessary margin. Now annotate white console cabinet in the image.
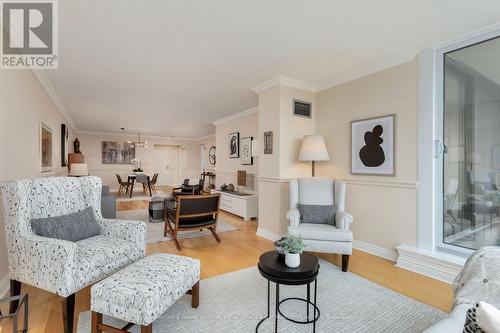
[211,190,258,221]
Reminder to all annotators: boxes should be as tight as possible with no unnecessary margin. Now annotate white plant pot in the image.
[285,253,300,268]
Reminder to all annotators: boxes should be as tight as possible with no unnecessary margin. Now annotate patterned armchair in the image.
[0,176,147,333]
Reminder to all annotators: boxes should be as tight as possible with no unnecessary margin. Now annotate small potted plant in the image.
[281,235,305,268]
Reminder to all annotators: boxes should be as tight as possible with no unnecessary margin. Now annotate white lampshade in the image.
[299,135,330,161]
[69,163,89,177]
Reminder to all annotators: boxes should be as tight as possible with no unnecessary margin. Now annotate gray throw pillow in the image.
[297,203,336,226]
[31,207,100,242]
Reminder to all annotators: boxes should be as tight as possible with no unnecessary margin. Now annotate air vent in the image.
[293,99,312,118]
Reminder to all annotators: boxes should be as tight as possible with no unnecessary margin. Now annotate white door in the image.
[153,145,181,186]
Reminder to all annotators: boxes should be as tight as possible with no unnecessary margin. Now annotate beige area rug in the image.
[117,209,239,244]
[77,259,445,333]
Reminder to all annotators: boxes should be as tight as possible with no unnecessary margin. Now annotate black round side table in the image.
[256,251,320,333]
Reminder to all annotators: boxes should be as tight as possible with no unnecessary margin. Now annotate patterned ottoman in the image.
[90,253,200,333]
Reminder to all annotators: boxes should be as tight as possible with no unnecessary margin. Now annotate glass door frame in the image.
[417,25,500,257]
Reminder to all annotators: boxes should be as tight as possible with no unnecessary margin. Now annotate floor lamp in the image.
[299,135,330,177]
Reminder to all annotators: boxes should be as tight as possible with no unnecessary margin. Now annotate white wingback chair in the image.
[0,176,147,333]
[287,177,353,271]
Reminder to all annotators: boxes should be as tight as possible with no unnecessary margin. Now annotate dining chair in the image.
[116,174,132,196]
[150,173,159,191]
[164,194,221,250]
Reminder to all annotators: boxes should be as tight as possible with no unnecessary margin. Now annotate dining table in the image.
[127,173,153,198]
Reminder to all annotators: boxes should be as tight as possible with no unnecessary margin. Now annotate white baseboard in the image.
[353,240,398,262]
[396,245,465,284]
[254,230,463,284]
[0,274,9,297]
[256,228,281,242]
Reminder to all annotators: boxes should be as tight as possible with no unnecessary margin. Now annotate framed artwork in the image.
[264,131,273,154]
[492,145,500,170]
[229,132,239,158]
[240,136,253,165]
[40,122,53,172]
[102,141,135,164]
[208,146,216,165]
[351,114,395,176]
[61,124,69,167]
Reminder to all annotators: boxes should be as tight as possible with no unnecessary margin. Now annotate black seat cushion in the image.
[170,214,216,227]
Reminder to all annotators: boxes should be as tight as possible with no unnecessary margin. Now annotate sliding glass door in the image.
[442,36,500,250]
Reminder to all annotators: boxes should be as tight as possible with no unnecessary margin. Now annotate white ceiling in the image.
[46,0,500,138]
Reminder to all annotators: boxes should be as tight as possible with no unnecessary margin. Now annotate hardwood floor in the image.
[0,190,453,332]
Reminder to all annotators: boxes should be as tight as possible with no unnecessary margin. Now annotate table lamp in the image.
[299,135,330,177]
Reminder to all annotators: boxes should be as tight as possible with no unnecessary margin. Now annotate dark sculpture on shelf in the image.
[73,138,81,154]
[359,125,385,167]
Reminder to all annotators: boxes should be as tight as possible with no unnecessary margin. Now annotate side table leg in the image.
[307,283,310,321]
[313,279,317,333]
[275,283,279,333]
[256,280,270,332]
[266,280,270,319]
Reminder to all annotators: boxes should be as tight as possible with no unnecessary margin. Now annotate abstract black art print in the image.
[229,132,240,158]
[351,114,395,176]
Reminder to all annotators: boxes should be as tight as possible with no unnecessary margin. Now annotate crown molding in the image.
[317,51,417,92]
[252,76,318,94]
[31,69,77,130]
[76,130,212,142]
[195,134,215,141]
[211,107,258,126]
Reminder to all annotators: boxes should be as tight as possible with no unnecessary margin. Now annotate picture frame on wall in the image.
[229,132,240,158]
[264,131,273,154]
[102,141,136,164]
[351,114,395,176]
[240,136,253,165]
[40,122,53,173]
[61,124,69,167]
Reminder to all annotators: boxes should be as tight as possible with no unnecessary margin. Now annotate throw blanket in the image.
[453,246,500,309]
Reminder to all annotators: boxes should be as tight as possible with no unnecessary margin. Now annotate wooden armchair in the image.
[172,178,205,196]
[164,194,221,250]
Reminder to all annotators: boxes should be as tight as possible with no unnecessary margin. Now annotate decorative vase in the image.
[285,253,300,268]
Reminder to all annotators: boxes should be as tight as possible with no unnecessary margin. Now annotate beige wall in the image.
[258,87,281,179]
[215,112,259,192]
[316,58,419,250]
[278,86,316,179]
[78,133,202,190]
[0,69,76,290]
[257,85,316,236]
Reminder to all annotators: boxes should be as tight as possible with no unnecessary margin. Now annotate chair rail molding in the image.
[257,176,292,183]
[342,178,418,190]
[396,245,465,284]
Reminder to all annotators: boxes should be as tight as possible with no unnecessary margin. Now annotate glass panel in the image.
[443,36,500,250]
